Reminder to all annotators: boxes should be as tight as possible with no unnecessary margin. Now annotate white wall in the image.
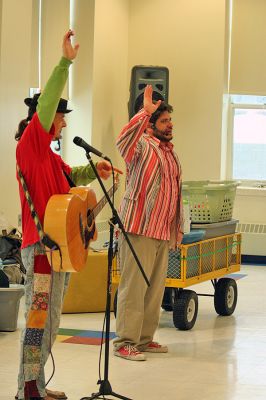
[0,0,35,228]
[92,0,129,167]
[64,0,129,216]
[89,0,129,206]
[63,0,95,167]
[128,0,227,181]
[230,0,266,95]
[0,0,129,227]
[41,0,70,97]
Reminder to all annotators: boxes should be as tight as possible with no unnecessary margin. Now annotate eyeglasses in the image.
[158,118,172,124]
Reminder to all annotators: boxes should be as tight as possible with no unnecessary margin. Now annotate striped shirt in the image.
[146,142,178,239]
[117,109,183,244]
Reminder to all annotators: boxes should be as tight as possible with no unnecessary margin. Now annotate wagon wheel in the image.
[214,278,237,316]
[173,290,198,330]
[113,289,118,318]
[161,288,178,311]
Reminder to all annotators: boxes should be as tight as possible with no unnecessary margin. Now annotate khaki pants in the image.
[113,233,169,350]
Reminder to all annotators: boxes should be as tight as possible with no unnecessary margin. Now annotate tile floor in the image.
[1,264,266,400]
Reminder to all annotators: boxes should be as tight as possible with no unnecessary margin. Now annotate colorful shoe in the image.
[143,341,168,353]
[114,344,146,361]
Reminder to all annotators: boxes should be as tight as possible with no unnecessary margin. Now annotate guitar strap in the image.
[16,163,59,250]
[63,170,76,188]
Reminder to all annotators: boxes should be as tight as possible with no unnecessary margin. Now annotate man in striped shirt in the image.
[113,85,183,361]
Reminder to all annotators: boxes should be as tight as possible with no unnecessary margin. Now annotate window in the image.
[228,95,266,187]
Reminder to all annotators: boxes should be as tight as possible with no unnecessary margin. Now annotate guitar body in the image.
[44,187,98,272]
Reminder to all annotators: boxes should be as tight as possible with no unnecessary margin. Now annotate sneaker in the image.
[143,341,168,353]
[114,344,146,361]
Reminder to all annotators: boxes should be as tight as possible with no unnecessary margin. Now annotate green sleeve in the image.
[37,57,72,131]
[70,163,97,186]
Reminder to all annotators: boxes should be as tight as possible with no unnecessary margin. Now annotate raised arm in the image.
[116,85,161,163]
[37,30,79,131]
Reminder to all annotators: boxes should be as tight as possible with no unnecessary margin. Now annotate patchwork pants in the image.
[17,242,70,399]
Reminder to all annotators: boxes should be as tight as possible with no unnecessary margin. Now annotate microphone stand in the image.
[80,152,149,400]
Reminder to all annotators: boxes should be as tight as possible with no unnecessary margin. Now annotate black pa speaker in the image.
[128,65,169,120]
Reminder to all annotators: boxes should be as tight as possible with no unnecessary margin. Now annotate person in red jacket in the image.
[15,30,111,400]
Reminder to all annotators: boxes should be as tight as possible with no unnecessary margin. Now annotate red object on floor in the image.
[63,336,106,345]
[25,380,40,398]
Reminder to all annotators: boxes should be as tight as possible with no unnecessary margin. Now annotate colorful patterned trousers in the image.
[17,242,70,399]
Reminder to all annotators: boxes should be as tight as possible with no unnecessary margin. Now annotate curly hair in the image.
[15,119,29,141]
[15,93,41,141]
[149,102,173,126]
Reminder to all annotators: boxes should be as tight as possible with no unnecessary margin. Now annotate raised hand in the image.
[62,29,79,61]
[143,85,162,115]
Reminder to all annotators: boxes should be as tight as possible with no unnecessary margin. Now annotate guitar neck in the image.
[93,183,117,217]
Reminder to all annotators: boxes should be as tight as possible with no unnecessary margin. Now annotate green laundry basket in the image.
[182,180,239,223]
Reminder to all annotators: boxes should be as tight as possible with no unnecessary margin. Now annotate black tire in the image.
[161,288,178,311]
[113,289,118,318]
[214,278,237,316]
[173,290,198,330]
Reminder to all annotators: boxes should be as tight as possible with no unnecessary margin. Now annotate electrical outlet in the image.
[18,214,22,227]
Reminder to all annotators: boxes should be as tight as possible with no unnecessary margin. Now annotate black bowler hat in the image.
[24,93,72,121]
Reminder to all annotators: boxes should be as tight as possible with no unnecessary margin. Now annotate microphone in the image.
[73,136,111,161]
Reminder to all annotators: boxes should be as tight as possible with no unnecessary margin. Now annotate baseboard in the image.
[242,254,266,265]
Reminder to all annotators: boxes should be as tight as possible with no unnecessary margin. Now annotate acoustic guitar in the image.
[44,179,118,272]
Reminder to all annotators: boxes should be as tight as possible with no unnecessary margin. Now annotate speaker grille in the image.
[128,65,169,119]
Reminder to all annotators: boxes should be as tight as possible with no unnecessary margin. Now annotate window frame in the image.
[227,101,266,187]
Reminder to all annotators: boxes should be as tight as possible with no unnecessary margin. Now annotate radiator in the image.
[237,222,266,256]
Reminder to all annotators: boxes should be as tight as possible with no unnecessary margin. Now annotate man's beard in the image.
[153,129,173,142]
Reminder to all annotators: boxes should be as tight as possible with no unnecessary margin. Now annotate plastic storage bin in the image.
[191,219,238,239]
[182,230,205,244]
[0,284,24,331]
[182,180,239,223]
